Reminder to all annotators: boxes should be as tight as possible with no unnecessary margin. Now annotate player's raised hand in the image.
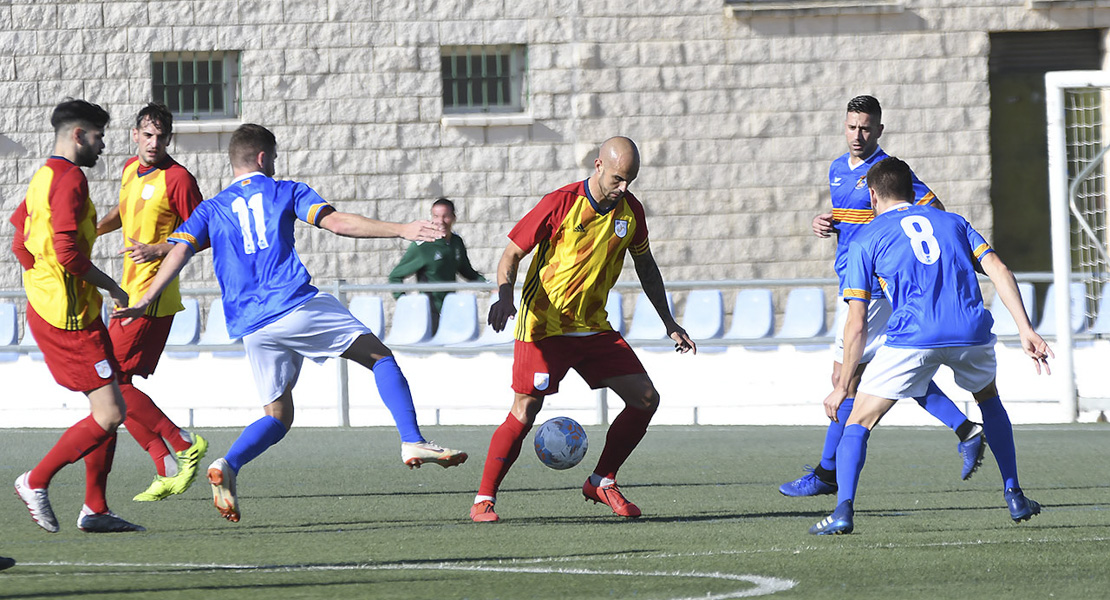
[122,237,161,264]
[487,293,517,332]
[1019,330,1054,375]
[812,212,836,238]
[668,326,696,355]
[401,219,445,242]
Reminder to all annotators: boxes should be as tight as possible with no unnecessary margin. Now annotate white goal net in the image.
[1045,70,1110,419]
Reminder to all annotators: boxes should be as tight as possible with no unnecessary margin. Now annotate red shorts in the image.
[108,314,173,379]
[512,331,646,396]
[27,304,119,393]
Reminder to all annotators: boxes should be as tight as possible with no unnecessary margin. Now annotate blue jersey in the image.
[829,147,937,296]
[169,173,332,338]
[842,204,995,348]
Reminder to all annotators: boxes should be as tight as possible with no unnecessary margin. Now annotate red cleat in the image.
[582,479,641,518]
[470,500,499,523]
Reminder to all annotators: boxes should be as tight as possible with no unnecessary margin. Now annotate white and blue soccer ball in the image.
[533,417,588,470]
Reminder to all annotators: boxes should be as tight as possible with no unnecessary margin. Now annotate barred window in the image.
[151,52,240,120]
[441,45,527,114]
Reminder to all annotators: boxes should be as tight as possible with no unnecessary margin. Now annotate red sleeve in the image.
[165,163,204,220]
[508,189,574,254]
[9,200,34,270]
[49,166,93,276]
[624,193,650,255]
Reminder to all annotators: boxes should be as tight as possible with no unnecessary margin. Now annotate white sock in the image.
[163,454,179,477]
[474,495,495,505]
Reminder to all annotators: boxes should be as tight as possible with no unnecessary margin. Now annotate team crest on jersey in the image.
[614,220,628,238]
[855,176,867,190]
[533,373,550,391]
[433,251,444,261]
[141,184,156,200]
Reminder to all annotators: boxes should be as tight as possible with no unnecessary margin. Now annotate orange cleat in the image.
[206,458,240,523]
[582,479,641,518]
[470,500,500,523]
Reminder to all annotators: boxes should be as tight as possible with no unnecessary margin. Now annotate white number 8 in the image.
[899,215,940,265]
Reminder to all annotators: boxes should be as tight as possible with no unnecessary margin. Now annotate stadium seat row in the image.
[0,283,1106,358]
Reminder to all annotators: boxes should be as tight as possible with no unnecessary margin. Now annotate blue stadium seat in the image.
[625,291,674,342]
[606,290,625,334]
[1091,292,1110,335]
[724,288,774,340]
[165,298,201,359]
[18,314,44,361]
[774,287,826,339]
[198,299,244,357]
[348,295,385,338]
[988,282,1035,336]
[682,289,724,340]
[458,292,515,349]
[1036,282,1088,335]
[431,293,478,345]
[0,302,18,362]
[385,294,432,345]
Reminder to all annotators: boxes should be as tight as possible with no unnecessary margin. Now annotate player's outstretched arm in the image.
[96,204,122,236]
[487,242,526,332]
[113,242,195,324]
[632,249,695,354]
[979,252,1053,374]
[319,210,444,242]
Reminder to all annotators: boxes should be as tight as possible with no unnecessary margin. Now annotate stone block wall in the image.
[0,0,1106,307]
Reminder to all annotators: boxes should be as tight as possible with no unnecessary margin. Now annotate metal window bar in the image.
[152,53,238,119]
[441,46,524,112]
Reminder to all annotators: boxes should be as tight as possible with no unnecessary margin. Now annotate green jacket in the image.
[388,234,485,314]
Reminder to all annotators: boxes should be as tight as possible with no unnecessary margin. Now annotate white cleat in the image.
[206,458,240,522]
[401,441,468,469]
[14,472,59,533]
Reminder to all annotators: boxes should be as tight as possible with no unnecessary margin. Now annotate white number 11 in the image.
[231,194,270,254]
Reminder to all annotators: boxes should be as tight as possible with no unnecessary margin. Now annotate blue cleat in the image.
[1004,487,1042,523]
[779,466,837,497]
[810,500,854,535]
[958,424,985,480]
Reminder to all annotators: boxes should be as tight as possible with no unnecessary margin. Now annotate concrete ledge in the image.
[726,0,904,18]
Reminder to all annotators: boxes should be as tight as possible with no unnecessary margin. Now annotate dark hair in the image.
[866,156,914,202]
[228,123,276,168]
[135,102,173,136]
[432,197,456,215]
[50,98,110,133]
[846,95,882,121]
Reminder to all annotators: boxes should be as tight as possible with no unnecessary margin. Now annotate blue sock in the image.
[835,424,870,506]
[225,416,287,473]
[978,395,1020,490]
[372,356,424,443]
[914,381,967,431]
[818,397,854,471]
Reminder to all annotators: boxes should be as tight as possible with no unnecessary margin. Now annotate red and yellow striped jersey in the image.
[11,158,101,330]
[116,156,202,317]
[510,180,649,342]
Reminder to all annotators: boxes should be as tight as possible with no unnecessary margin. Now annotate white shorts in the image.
[243,293,371,404]
[833,297,892,364]
[858,340,998,400]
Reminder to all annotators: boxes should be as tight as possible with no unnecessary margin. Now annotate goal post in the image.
[1045,70,1110,421]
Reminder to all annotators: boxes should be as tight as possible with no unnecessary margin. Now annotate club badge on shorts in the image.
[614,219,628,238]
[94,359,113,379]
[533,372,550,391]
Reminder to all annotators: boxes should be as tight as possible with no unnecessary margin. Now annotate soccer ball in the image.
[533,417,588,470]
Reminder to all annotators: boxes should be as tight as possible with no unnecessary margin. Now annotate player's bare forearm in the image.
[320,211,443,242]
[115,242,193,322]
[836,301,868,394]
[81,265,128,308]
[980,253,1035,333]
[96,205,122,236]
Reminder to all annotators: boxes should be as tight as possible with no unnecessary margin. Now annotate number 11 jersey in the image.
[169,172,331,338]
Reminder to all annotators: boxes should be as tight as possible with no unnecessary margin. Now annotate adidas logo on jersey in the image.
[573,224,586,233]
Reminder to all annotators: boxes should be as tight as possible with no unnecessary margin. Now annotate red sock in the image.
[120,382,190,453]
[593,406,654,480]
[124,416,171,477]
[478,413,531,498]
[83,433,116,514]
[28,415,111,489]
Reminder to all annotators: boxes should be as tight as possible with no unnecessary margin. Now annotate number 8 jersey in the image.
[842,204,995,348]
[169,172,331,338]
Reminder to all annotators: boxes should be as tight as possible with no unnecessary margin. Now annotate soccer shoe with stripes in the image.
[470,500,500,523]
[133,476,175,502]
[77,509,146,533]
[0,556,14,571]
[401,441,468,469]
[1005,487,1042,523]
[169,432,209,495]
[14,472,59,533]
[582,479,641,518]
[779,466,837,497]
[809,500,854,535]
[958,425,986,481]
[207,458,240,523]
